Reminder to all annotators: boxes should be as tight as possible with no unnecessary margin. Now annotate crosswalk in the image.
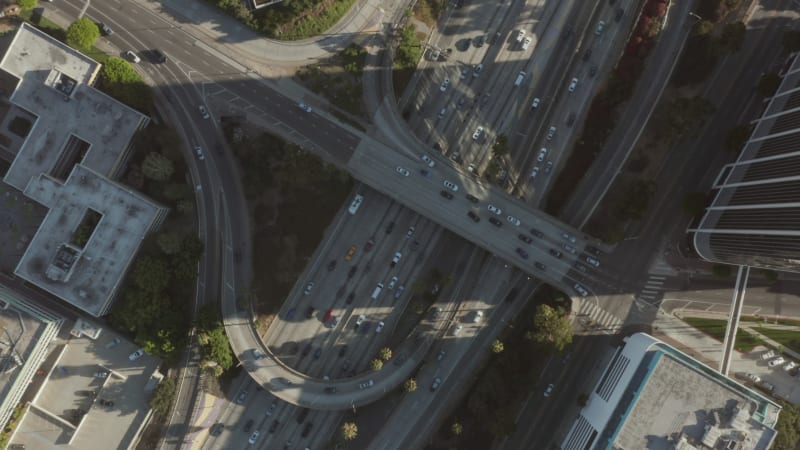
[575,300,624,333]
[638,257,676,306]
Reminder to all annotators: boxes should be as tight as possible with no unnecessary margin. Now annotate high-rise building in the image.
[692,54,800,270]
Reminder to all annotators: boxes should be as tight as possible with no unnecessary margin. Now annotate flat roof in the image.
[0,23,146,191]
[15,164,165,317]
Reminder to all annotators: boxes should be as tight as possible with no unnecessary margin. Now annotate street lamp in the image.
[688,11,702,21]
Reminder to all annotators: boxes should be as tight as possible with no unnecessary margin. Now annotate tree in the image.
[492,134,510,158]
[683,192,707,217]
[149,377,176,418]
[16,0,38,10]
[341,422,358,441]
[172,235,204,281]
[528,304,573,352]
[403,378,417,392]
[198,326,233,371]
[395,25,422,69]
[695,20,714,36]
[491,339,504,354]
[782,30,800,53]
[370,358,383,371]
[757,72,781,97]
[451,422,463,436]
[719,22,746,52]
[141,152,174,181]
[725,125,751,152]
[378,347,392,361]
[66,18,100,51]
[156,232,183,255]
[99,57,153,111]
[132,255,171,293]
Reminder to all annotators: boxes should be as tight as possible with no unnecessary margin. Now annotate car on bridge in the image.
[396,166,410,176]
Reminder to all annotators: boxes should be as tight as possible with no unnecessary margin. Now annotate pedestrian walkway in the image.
[574,300,624,334]
[184,391,224,450]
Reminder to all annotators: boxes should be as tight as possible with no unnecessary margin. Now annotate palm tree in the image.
[342,422,358,440]
[379,347,392,361]
[403,378,417,392]
[370,358,383,371]
[491,339,504,354]
[451,421,463,436]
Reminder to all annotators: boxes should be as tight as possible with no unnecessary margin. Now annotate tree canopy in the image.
[342,422,358,441]
[99,57,153,112]
[528,304,573,351]
[66,18,100,51]
[17,0,38,10]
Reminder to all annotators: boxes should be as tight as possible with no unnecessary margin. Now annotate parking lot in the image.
[736,346,800,404]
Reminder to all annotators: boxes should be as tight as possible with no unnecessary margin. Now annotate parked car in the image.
[128,349,145,361]
[761,350,776,360]
[769,357,786,368]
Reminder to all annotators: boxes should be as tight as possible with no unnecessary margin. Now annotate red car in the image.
[323,309,334,322]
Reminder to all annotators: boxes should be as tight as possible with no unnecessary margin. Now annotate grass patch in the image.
[741,317,800,327]
[295,44,367,119]
[753,327,800,354]
[413,0,446,27]
[683,317,763,352]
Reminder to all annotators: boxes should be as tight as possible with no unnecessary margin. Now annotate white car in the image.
[473,311,483,323]
[472,64,483,78]
[406,226,415,238]
[531,97,540,109]
[355,314,366,328]
[128,349,145,361]
[194,146,205,161]
[563,244,577,254]
[391,252,402,267]
[574,284,589,297]
[595,20,606,35]
[472,126,484,141]
[124,50,141,63]
[421,155,435,167]
[568,77,579,92]
[761,350,776,360]
[516,29,526,43]
[359,380,374,389]
[544,383,554,397]
[452,324,463,336]
[198,105,210,119]
[443,180,459,191]
[430,48,441,61]
[561,232,577,243]
[785,361,797,372]
[388,276,398,290]
[395,166,410,176]
[537,147,548,162]
[585,256,600,267]
[430,377,442,391]
[304,282,314,295]
[394,285,405,299]
[522,36,532,50]
[487,204,502,215]
[530,166,540,179]
[375,321,385,333]
[506,215,521,226]
[545,161,553,173]
[769,357,786,368]
[248,431,260,444]
[547,126,557,140]
[440,78,451,92]
[298,102,312,113]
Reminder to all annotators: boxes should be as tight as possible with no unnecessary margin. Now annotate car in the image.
[544,383,554,397]
[345,291,355,304]
[420,169,432,178]
[440,78,451,92]
[304,282,314,295]
[338,345,348,357]
[474,34,485,47]
[769,357,786,368]
[440,190,454,199]
[301,422,313,437]
[585,245,602,256]
[430,48,440,60]
[375,321,385,333]
[466,193,479,203]
[489,217,503,227]
[589,65,597,77]
[124,50,141,63]
[151,49,168,63]
[583,48,592,61]
[301,344,312,357]
[516,29,526,42]
[297,408,309,423]
[388,276,398,290]
[518,234,533,244]
[530,228,544,238]
[298,102,312,113]
[522,36,533,50]
[506,215,521,226]
[210,422,224,436]
[437,349,446,360]
[105,338,121,349]
[563,244,577,254]
[473,64,483,77]
[194,145,205,160]
[329,315,339,328]
[573,284,589,296]
[396,166,410,176]
[452,324,463,336]
[269,420,280,433]
[437,107,447,119]
[430,377,442,391]
[574,263,588,273]
[595,20,606,35]
[236,390,248,404]
[100,23,113,36]
[410,240,420,251]
[244,419,254,432]
[94,371,109,378]
[549,249,563,258]
[421,155,435,167]
[129,349,145,361]
[472,126,484,141]
[545,161,553,173]
[567,113,577,126]
[527,166,539,180]
[247,431,260,444]
[585,256,600,267]
[344,245,357,261]
[386,222,395,234]
[537,148,548,162]
[561,232,577,243]
[286,307,296,319]
[365,238,375,251]
[394,285,405,299]
[785,361,798,372]
[359,380,374,389]
[443,180,459,191]
[347,266,357,279]
[761,350,776,360]
[531,97,540,109]
[355,314,366,329]
[547,126,557,140]
[460,68,469,79]
[516,247,529,259]
[266,399,278,416]
[615,8,624,21]
[406,226,415,239]
[534,262,547,271]
[431,307,442,320]
[327,260,337,271]
[473,311,484,323]
[568,77,579,92]
[386,252,401,268]
[198,105,210,119]
[467,211,480,222]
[487,204,502,215]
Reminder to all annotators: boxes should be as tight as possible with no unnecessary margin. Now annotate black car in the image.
[347,266,357,278]
[567,113,576,127]
[530,228,544,238]
[338,345,348,357]
[345,292,355,304]
[589,66,597,77]
[583,49,592,61]
[386,222,395,234]
[549,249,563,259]
[269,420,280,433]
[313,348,322,359]
[516,248,529,259]
[301,344,312,357]
[297,408,309,424]
[574,263,588,273]
[100,23,113,36]
[585,245,602,256]
[534,262,547,271]
[151,49,167,63]
[465,193,479,203]
[336,285,346,298]
[210,423,224,436]
[325,386,337,394]
[302,422,313,437]
[327,260,337,271]
[518,234,533,244]
[468,211,480,222]
[488,217,503,227]
[305,306,315,319]
[342,359,351,371]
[615,8,624,21]
[440,190,454,199]
[410,240,420,251]
[244,419,254,432]
[474,34,485,47]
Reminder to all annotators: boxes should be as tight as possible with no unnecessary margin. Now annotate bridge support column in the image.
[720,265,750,376]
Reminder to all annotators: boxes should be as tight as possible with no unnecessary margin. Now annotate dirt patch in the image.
[295,44,367,119]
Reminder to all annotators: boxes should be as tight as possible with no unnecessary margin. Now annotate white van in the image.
[348,194,364,215]
[371,283,384,300]
[514,71,526,87]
